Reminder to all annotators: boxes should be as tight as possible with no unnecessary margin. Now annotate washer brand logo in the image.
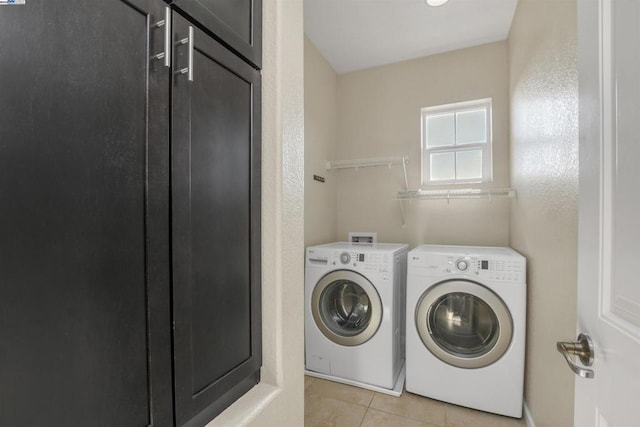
[0,0,26,4]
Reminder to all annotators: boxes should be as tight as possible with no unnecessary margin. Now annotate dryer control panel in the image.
[410,252,526,283]
[478,259,526,282]
[476,258,525,282]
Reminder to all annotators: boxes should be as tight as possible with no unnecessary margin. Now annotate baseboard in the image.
[523,401,536,427]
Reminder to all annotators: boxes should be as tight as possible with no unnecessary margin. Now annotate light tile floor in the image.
[305,376,526,427]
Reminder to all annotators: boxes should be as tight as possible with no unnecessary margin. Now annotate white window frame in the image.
[421,98,493,185]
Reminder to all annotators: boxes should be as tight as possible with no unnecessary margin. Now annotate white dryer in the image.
[406,245,526,418]
[305,242,408,396]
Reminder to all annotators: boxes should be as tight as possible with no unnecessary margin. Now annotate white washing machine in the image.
[305,242,408,396]
[406,245,526,418]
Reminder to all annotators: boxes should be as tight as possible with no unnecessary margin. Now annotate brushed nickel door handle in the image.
[556,333,595,379]
[176,26,194,82]
[151,7,171,67]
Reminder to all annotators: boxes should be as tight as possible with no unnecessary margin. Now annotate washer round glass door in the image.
[311,270,383,346]
[415,280,513,368]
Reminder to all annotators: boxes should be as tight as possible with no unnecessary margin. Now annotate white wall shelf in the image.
[327,155,409,193]
[396,188,516,226]
[325,154,514,226]
[397,188,516,201]
[325,155,409,172]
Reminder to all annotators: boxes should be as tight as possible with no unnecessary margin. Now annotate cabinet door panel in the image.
[190,57,252,392]
[172,13,262,426]
[171,0,262,69]
[0,1,172,426]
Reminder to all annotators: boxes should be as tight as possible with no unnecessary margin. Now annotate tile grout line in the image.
[357,408,366,427]
[365,405,442,427]
[359,392,376,427]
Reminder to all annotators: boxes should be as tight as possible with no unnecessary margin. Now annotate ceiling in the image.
[304,0,519,74]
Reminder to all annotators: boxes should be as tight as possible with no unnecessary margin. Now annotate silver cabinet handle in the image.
[163,7,171,68]
[176,26,194,82]
[187,25,193,81]
[556,333,595,379]
[151,7,171,67]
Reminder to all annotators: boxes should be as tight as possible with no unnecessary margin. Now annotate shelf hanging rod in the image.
[397,188,516,201]
[326,155,409,171]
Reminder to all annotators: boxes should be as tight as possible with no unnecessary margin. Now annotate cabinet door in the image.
[0,1,172,426]
[171,13,262,427]
[171,0,262,69]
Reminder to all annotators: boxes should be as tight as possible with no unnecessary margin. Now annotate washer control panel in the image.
[411,253,525,283]
[306,248,392,273]
[439,256,479,275]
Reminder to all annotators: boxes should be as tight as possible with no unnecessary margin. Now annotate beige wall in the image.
[335,42,510,247]
[304,37,338,247]
[208,0,305,425]
[508,1,579,426]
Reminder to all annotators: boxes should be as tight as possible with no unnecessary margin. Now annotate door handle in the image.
[176,26,194,82]
[151,7,171,67]
[556,333,595,379]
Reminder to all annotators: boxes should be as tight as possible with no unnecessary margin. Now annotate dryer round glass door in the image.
[311,270,383,346]
[415,279,513,368]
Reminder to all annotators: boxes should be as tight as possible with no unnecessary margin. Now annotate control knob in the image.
[340,252,351,264]
[456,259,469,271]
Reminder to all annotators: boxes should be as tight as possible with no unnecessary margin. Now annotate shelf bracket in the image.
[325,155,410,227]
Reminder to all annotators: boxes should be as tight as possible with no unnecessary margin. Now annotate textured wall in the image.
[208,0,305,425]
[304,37,338,247]
[335,42,510,247]
[508,0,579,426]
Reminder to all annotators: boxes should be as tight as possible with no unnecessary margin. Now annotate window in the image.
[421,99,492,185]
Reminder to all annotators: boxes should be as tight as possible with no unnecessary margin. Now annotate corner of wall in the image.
[304,37,339,246]
[523,401,536,427]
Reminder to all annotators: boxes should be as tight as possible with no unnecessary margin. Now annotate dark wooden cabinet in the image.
[0,0,172,425]
[171,0,262,69]
[171,13,262,427]
[0,1,261,426]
